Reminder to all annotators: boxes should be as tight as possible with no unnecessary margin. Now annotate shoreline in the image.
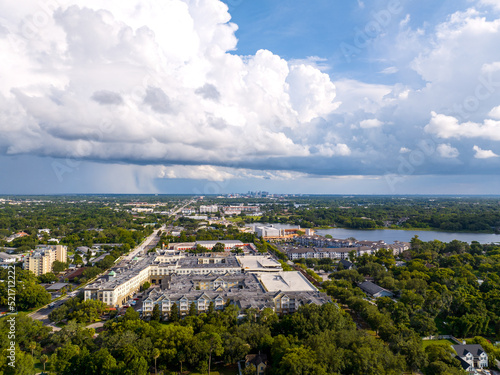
[311,226,499,235]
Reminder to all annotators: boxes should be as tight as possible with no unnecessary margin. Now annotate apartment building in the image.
[286,246,374,260]
[168,240,247,251]
[23,245,67,276]
[295,235,357,248]
[84,252,282,307]
[142,271,330,318]
[199,205,219,213]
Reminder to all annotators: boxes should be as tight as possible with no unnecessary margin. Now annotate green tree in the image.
[16,281,51,310]
[28,341,36,357]
[39,272,58,283]
[52,260,67,273]
[277,346,327,375]
[13,351,35,375]
[189,302,197,316]
[170,303,179,322]
[49,305,69,323]
[207,301,215,316]
[40,354,49,373]
[152,304,161,322]
[243,364,257,375]
[212,242,225,252]
[123,307,140,321]
[152,348,160,375]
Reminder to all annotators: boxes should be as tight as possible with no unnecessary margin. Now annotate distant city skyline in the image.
[1,0,499,194]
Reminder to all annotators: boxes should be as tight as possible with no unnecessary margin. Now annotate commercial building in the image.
[253,225,304,240]
[23,245,67,276]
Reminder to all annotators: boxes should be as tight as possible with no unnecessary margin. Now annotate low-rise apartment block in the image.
[84,252,283,307]
[199,205,219,213]
[168,240,248,251]
[286,246,375,260]
[293,235,410,256]
[142,271,330,318]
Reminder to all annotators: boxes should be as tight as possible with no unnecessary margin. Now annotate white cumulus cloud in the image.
[425,112,500,141]
[489,105,500,119]
[359,119,384,128]
[0,0,340,169]
[437,143,460,158]
[473,145,499,158]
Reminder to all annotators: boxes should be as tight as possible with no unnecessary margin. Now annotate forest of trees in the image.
[238,196,500,232]
[1,300,456,375]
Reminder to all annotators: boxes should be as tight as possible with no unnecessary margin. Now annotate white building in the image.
[199,205,219,213]
[256,226,282,238]
[452,344,488,371]
[0,252,21,269]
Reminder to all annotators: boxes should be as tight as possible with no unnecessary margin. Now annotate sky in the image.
[0,0,500,195]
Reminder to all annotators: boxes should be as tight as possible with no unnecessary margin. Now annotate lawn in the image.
[189,364,238,375]
[422,339,456,348]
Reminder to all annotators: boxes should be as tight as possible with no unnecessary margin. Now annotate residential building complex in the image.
[0,252,21,269]
[286,246,375,260]
[168,240,248,251]
[84,252,284,307]
[23,245,67,276]
[199,205,219,213]
[223,205,260,215]
[142,271,330,317]
[290,235,410,258]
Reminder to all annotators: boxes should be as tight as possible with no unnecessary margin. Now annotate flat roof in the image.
[237,256,281,270]
[258,272,317,292]
[46,283,68,290]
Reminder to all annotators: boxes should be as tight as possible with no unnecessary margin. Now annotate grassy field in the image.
[189,364,238,375]
[422,339,456,348]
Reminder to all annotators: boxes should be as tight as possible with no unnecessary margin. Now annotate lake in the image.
[315,228,500,244]
[246,223,500,244]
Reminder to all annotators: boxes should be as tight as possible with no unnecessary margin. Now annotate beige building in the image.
[23,245,67,276]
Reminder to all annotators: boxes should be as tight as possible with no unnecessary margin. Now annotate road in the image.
[123,224,166,261]
[123,199,194,261]
[29,296,72,330]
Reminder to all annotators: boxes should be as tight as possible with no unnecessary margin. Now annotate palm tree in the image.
[28,342,36,357]
[152,348,160,375]
[40,354,48,374]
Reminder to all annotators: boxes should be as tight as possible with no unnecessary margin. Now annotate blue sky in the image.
[0,0,499,194]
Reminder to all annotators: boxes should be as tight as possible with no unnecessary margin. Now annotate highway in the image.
[123,198,194,261]
[123,224,166,261]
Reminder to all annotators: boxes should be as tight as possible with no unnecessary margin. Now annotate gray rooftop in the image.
[46,283,68,291]
[452,344,486,358]
[358,281,391,296]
